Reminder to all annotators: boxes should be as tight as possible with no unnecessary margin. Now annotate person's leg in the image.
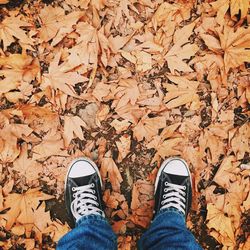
[57,215,116,250]
[57,158,117,250]
[138,157,202,250]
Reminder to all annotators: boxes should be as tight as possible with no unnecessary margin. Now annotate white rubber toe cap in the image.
[163,158,189,176]
[68,160,96,178]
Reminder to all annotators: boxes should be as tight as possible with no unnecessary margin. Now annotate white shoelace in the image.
[71,183,104,221]
[161,182,186,215]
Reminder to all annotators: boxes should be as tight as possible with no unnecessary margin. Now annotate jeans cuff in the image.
[154,207,185,222]
[76,214,108,227]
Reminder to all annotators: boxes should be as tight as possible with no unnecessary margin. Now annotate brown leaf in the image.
[63,115,88,147]
[114,79,140,110]
[0,54,40,94]
[206,203,235,246]
[41,52,87,97]
[164,75,200,109]
[13,144,43,184]
[133,115,166,142]
[116,134,131,162]
[0,13,33,50]
[1,188,53,230]
[101,151,123,192]
[213,156,238,188]
[32,132,67,160]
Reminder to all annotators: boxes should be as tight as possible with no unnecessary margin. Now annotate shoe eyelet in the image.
[73,194,76,198]
[161,201,164,205]
[164,188,167,192]
[164,182,168,186]
[183,186,186,190]
[92,190,96,194]
[91,183,95,187]
[72,187,76,191]
[163,194,166,199]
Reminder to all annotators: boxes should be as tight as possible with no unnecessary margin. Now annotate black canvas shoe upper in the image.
[65,158,105,226]
[154,157,192,218]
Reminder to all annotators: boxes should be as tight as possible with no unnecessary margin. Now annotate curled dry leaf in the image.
[101,151,123,192]
[116,134,131,162]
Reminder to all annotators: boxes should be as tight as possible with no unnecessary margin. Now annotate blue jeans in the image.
[57,209,202,250]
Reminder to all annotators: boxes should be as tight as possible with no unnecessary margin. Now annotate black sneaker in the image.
[154,157,192,218]
[65,157,105,226]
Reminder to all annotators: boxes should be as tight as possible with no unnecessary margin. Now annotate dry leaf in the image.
[133,115,166,142]
[13,144,43,184]
[101,151,123,192]
[0,188,53,230]
[0,13,33,50]
[111,119,131,133]
[42,51,87,97]
[116,134,131,162]
[114,79,140,110]
[63,115,88,147]
[0,54,40,94]
[231,123,250,159]
[33,133,67,160]
[206,203,235,246]
[164,75,200,109]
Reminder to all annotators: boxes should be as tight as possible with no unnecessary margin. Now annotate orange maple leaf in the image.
[0,188,53,230]
[0,54,40,95]
[164,75,200,109]
[41,52,87,97]
[0,13,33,50]
[13,144,43,185]
[114,79,140,110]
[133,114,166,142]
[63,115,89,147]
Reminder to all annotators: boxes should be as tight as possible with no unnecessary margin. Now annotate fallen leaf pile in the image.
[0,0,249,249]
